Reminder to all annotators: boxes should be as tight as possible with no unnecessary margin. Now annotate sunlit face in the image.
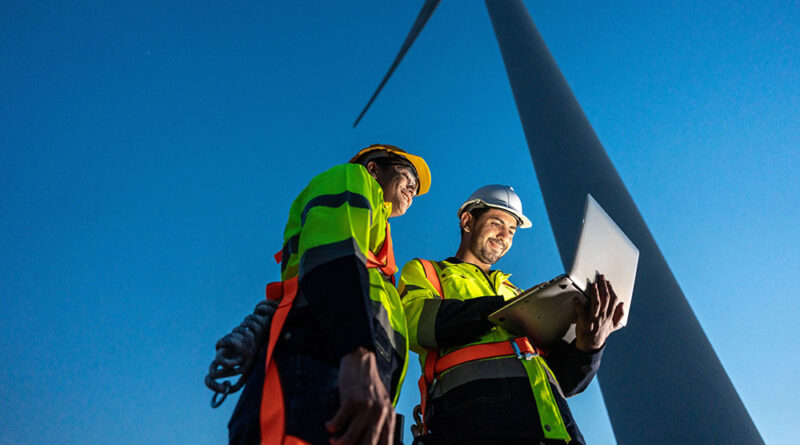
[369,162,418,217]
[464,208,518,265]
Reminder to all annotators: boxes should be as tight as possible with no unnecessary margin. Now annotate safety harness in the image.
[412,259,571,442]
[259,225,398,445]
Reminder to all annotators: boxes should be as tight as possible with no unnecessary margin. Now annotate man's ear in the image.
[460,211,473,233]
[365,160,380,179]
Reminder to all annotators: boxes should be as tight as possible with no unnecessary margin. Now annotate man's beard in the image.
[471,237,506,265]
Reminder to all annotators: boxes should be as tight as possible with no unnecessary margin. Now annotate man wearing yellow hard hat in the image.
[227,144,430,445]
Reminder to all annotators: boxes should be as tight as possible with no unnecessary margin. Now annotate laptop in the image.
[487,194,639,347]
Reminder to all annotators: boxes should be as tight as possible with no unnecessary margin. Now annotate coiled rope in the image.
[205,298,278,408]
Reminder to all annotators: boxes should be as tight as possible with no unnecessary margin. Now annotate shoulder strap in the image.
[414,258,444,436]
[417,258,444,299]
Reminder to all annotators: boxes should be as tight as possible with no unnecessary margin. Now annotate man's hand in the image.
[326,347,395,445]
[573,274,625,352]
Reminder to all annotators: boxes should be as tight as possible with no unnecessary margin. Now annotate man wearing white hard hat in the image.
[399,185,624,444]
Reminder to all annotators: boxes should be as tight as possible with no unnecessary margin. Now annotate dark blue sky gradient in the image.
[2,1,798,444]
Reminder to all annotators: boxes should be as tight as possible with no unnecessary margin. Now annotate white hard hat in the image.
[457,185,532,229]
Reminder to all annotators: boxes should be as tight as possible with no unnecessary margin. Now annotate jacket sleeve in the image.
[545,340,604,397]
[291,164,381,361]
[399,260,505,352]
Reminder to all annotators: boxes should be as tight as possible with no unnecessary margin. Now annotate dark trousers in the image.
[280,354,340,444]
[228,352,339,445]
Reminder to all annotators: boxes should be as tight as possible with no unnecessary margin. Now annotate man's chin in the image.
[489,249,508,264]
[390,204,409,217]
[487,244,505,257]
[479,251,503,265]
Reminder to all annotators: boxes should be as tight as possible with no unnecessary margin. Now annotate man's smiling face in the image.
[465,207,518,265]
[371,162,418,217]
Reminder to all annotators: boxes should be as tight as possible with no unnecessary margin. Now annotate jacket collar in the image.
[443,257,512,283]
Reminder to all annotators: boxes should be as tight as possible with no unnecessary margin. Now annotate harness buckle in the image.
[510,338,537,360]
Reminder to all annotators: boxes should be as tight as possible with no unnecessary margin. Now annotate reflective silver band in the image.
[417,299,441,349]
[430,356,528,399]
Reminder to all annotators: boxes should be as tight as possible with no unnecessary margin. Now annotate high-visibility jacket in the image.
[229,163,409,445]
[399,257,602,444]
[278,162,409,393]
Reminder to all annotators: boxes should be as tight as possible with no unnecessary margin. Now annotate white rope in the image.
[205,299,278,408]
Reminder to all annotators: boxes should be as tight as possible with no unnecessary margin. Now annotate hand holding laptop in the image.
[487,194,639,348]
[573,274,626,352]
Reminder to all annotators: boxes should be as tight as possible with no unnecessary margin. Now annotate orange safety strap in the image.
[435,338,538,374]
[366,224,397,284]
[259,276,310,445]
[415,259,443,434]
[418,259,442,297]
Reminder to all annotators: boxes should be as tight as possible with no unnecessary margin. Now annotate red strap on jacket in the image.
[419,259,442,297]
[435,337,538,373]
[260,276,310,445]
[366,225,397,284]
[416,259,442,434]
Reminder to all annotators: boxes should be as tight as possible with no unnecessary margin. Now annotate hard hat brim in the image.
[394,151,430,196]
[458,200,533,229]
[350,144,431,196]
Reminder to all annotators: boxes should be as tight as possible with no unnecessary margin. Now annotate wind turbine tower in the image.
[353,1,764,443]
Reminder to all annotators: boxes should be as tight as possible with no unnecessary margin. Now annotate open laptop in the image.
[488,194,639,347]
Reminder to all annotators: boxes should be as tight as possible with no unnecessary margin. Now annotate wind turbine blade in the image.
[353,0,441,127]
[484,0,763,443]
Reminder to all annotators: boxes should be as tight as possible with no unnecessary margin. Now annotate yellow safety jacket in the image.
[229,163,411,445]
[279,162,409,404]
[399,258,575,442]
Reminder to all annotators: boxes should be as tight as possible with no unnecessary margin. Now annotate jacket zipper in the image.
[476,266,497,295]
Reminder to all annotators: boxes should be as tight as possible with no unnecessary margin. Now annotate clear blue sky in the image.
[2,1,798,444]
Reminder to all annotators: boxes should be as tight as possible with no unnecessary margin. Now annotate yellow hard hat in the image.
[350,144,431,196]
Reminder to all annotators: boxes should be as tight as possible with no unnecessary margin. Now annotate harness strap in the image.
[260,277,309,445]
[415,259,442,435]
[418,259,442,297]
[434,338,538,374]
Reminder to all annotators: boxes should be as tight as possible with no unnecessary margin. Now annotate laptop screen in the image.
[569,194,639,327]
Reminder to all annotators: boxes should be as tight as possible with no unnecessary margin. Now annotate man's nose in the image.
[498,226,511,240]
